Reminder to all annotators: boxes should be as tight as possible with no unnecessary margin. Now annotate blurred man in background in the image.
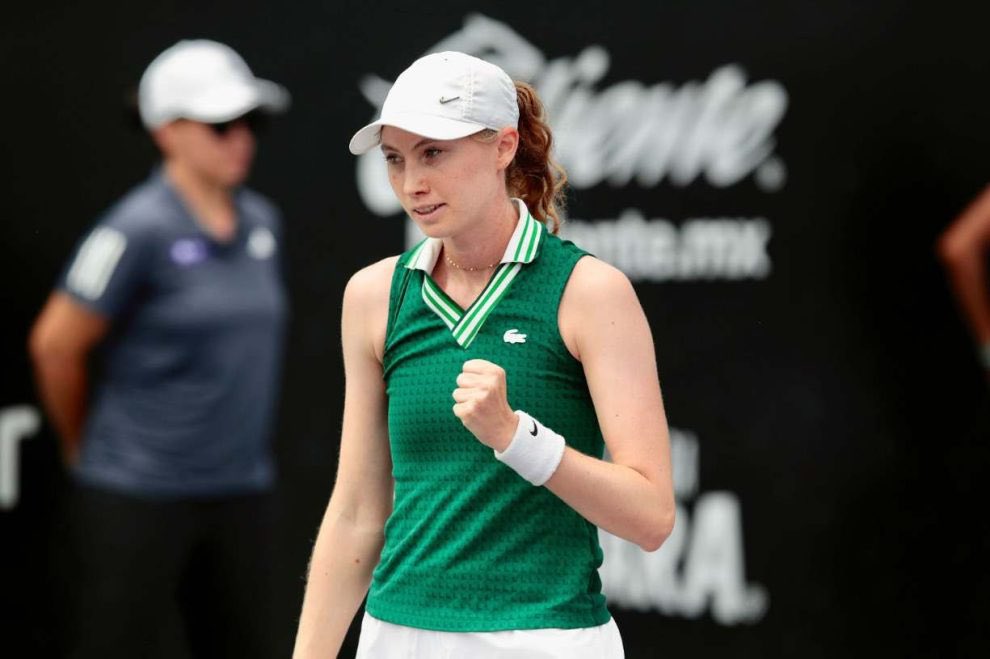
[28,39,289,658]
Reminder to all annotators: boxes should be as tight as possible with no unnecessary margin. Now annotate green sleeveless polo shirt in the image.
[367,203,612,632]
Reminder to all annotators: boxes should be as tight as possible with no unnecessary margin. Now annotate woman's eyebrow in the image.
[381,138,437,153]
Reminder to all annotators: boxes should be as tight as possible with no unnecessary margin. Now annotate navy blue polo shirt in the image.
[59,170,287,498]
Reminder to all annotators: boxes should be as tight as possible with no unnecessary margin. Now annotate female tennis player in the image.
[293,51,674,658]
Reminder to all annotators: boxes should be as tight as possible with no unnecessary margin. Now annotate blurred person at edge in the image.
[938,186,990,376]
[293,52,675,658]
[28,40,289,658]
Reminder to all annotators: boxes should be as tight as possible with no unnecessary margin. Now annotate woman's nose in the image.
[402,163,428,197]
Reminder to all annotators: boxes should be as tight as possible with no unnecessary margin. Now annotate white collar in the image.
[405,198,545,272]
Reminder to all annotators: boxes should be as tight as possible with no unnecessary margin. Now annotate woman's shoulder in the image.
[343,256,402,360]
[559,256,647,360]
[563,255,637,310]
[344,255,402,307]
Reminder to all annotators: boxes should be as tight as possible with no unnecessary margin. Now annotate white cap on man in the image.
[348,51,519,155]
[138,39,290,130]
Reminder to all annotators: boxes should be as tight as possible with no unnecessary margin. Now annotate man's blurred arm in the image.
[28,292,109,465]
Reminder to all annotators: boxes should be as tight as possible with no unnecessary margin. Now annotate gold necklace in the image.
[444,253,499,272]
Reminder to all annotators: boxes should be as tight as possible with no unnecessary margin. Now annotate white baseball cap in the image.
[138,39,290,130]
[348,51,519,155]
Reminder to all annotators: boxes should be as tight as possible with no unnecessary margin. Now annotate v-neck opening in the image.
[425,264,505,316]
[161,169,244,248]
[419,262,523,348]
[406,201,545,349]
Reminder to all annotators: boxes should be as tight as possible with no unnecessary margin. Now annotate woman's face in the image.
[380,126,517,238]
[157,116,257,187]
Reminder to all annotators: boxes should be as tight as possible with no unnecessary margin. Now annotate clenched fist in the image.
[452,359,518,452]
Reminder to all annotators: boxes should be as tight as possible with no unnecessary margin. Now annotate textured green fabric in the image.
[367,228,611,632]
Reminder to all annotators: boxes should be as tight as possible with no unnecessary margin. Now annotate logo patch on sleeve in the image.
[66,227,127,300]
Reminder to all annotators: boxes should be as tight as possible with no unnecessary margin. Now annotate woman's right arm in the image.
[292,257,397,658]
[28,292,110,465]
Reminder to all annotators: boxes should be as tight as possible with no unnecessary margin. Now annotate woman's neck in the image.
[440,198,519,279]
[164,160,237,242]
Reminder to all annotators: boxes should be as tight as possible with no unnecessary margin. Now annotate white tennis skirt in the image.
[356,612,624,658]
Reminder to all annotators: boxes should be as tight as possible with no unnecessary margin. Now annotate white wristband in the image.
[494,411,566,486]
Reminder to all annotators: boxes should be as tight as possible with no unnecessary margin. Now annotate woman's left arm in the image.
[545,256,675,551]
[452,257,675,551]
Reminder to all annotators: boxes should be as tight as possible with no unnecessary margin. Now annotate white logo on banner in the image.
[355,13,788,283]
[0,405,41,511]
[563,212,772,281]
[599,428,769,624]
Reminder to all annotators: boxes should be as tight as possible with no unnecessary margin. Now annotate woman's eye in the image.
[424,147,442,159]
[384,153,401,165]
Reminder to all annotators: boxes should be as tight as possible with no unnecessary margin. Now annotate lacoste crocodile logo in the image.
[503,329,527,344]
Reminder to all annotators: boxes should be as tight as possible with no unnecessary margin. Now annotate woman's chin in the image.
[410,217,452,240]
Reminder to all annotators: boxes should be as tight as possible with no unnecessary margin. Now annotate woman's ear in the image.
[495,127,519,170]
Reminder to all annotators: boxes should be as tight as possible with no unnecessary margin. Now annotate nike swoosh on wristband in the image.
[530,420,538,437]
[439,96,460,104]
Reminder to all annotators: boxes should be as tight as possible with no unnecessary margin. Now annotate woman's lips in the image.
[413,203,445,219]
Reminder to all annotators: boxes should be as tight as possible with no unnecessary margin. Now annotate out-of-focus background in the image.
[4,1,990,656]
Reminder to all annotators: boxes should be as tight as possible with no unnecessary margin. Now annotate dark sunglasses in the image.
[207,111,269,136]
